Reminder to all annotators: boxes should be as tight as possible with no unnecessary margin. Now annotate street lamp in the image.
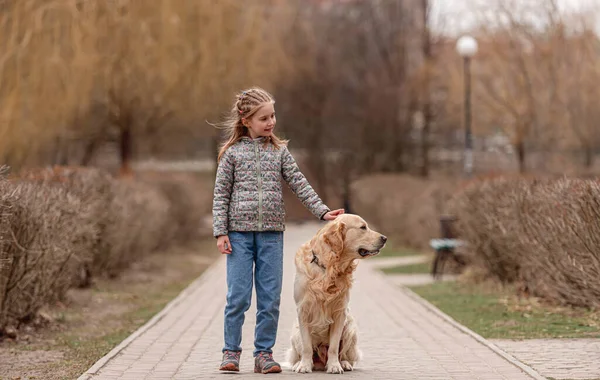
[456,35,478,177]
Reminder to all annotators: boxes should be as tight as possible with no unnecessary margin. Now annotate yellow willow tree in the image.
[0,0,96,169]
[86,0,198,174]
[74,0,286,174]
[192,0,287,164]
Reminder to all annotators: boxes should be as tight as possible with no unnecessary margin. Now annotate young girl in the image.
[213,87,343,374]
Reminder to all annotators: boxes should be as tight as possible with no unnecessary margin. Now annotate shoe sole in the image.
[254,365,282,374]
[219,363,240,372]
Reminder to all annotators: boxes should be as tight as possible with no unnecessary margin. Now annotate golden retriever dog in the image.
[287,214,387,374]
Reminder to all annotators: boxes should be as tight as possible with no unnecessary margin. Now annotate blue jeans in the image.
[223,231,284,357]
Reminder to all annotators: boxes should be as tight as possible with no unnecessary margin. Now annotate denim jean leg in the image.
[253,231,284,356]
[223,231,255,353]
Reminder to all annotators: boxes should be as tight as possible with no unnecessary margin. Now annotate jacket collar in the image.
[240,136,267,143]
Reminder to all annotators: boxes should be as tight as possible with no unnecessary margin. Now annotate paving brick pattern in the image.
[79,223,542,380]
[493,339,600,380]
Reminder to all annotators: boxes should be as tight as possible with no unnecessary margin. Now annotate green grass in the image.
[381,261,431,274]
[410,281,600,339]
[27,278,197,380]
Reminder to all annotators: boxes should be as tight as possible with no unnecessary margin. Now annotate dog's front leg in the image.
[293,310,314,373]
[326,311,346,374]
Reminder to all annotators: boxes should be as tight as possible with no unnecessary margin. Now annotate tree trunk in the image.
[390,101,407,173]
[52,136,69,166]
[308,151,328,205]
[119,126,133,177]
[384,118,406,172]
[420,0,431,178]
[342,182,351,214]
[212,130,220,178]
[420,106,431,177]
[584,145,593,168]
[516,140,526,173]
[306,118,328,205]
[81,137,100,166]
[392,136,405,172]
[341,151,353,214]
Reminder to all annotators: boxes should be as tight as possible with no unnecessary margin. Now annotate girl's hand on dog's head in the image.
[323,209,345,221]
[217,235,232,254]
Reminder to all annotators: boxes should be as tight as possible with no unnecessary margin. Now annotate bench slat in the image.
[429,238,465,250]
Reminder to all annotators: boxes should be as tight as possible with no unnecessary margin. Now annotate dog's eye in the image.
[360,225,367,230]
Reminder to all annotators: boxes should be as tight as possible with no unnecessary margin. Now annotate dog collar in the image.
[311,250,326,270]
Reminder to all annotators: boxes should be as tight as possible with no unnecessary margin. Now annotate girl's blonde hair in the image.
[216,87,287,162]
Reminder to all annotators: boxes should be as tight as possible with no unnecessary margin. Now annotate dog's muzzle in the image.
[358,235,387,257]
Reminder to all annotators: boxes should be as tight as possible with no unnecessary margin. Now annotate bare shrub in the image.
[0,179,92,330]
[96,178,170,277]
[449,178,527,283]
[451,177,600,307]
[518,179,600,307]
[0,164,212,334]
[16,167,209,279]
[17,166,114,286]
[138,172,211,246]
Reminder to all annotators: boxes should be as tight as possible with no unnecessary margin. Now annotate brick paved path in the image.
[493,339,600,380]
[79,223,544,380]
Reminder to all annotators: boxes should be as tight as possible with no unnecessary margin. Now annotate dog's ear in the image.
[323,221,346,255]
[320,221,348,291]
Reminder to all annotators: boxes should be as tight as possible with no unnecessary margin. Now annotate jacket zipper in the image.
[254,140,263,230]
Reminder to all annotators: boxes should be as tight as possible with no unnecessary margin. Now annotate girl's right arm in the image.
[213,149,235,239]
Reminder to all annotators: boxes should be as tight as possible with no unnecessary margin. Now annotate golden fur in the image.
[287,214,387,374]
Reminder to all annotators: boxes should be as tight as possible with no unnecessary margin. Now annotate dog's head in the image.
[316,214,387,262]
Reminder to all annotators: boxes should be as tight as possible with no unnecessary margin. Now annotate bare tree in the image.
[473,0,564,172]
[553,14,600,168]
[276,0,426,206]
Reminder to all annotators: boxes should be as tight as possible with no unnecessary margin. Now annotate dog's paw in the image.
[326,360,344,374]
[341,361,353,371]
[293,360,313,373]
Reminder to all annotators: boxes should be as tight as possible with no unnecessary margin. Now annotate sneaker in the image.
[254,352,282,374]
[219,350,241,372]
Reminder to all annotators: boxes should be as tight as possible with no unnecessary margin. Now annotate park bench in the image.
[429,215,466,279]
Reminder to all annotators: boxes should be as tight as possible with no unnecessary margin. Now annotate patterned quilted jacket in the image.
[212,136,330,237]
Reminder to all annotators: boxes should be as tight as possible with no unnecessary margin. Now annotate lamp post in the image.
[456,35,478,177]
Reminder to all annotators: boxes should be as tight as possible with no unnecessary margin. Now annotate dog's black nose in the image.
[381,235,387,243]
